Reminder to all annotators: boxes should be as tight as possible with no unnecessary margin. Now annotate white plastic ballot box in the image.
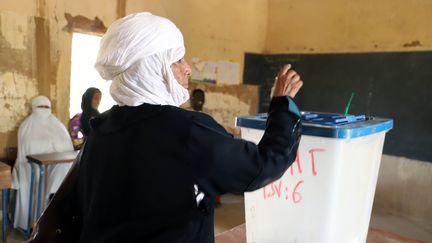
[236,112,393,243]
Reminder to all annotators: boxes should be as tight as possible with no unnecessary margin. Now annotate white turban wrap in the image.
[95,12,190,107]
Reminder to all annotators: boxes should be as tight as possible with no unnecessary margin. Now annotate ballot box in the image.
[236,112,393,243]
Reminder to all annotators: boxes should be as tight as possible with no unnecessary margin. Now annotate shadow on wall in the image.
[373,154,432,225]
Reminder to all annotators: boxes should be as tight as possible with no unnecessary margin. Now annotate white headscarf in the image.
[95,12,189,107]
[15,96,73,156]
[12,96,74,230]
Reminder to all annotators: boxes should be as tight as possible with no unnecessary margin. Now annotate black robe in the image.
[76,96,301,243]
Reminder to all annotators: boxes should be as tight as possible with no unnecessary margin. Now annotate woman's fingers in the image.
[283,72,301,92]
[288,80,303,98]
[291,74,301,83]
[278,64,292,78]
[286,70,298,80]
[272,64,304,97]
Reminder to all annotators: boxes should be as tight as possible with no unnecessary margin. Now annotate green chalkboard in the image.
[243,52,432,162]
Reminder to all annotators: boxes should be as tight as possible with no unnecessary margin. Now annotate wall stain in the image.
[403,40,422,48]
[0,12,40,156]
[0,72,38,133]
[117,0,127,19]
[0,18,34,78]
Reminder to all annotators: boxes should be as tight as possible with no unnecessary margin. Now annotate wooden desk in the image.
[215,224,426,243]
[25,151,78,236]
[27,151,80,165]
[0,162,11,243]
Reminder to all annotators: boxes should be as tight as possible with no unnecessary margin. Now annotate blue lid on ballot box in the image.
[236,112,393,139]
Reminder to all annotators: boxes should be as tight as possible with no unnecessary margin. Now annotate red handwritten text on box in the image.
[262,148,325,204]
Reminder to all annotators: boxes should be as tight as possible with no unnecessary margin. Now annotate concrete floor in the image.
[2,194,432,242]
[1,227,23,243]
[370,209,432,242]
[214,194,432,242]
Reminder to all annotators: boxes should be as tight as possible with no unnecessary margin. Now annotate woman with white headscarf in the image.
[29,12,303,242]
[12,96,73,231]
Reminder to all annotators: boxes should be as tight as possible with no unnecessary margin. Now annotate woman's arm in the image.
[187,96,301,196]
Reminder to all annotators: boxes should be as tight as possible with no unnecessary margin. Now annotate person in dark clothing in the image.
[80,87,101,137]
[188,89,224,206]
[77,12,304,243]
[190,89,205,112]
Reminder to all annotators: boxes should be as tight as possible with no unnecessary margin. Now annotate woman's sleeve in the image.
[187,96,302,196]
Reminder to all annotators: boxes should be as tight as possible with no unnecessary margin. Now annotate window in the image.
[69,32,116,118]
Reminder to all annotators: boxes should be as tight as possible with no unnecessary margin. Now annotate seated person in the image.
[11,96,74,231]
[189,89,206,112]
[69,87,101,149]
[80,87,101,137]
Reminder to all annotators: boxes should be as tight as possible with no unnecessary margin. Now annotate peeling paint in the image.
[0,10,38,155]
[205,93,250,133]
[63,13,107,34]
[0,72,38,133]
[0,11,28,50]
[0,12,35,78]
[186,83,259,136]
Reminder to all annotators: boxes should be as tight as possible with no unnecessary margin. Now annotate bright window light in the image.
[69,32,116,118]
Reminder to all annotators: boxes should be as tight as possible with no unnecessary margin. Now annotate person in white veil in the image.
[12,96,74,231]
